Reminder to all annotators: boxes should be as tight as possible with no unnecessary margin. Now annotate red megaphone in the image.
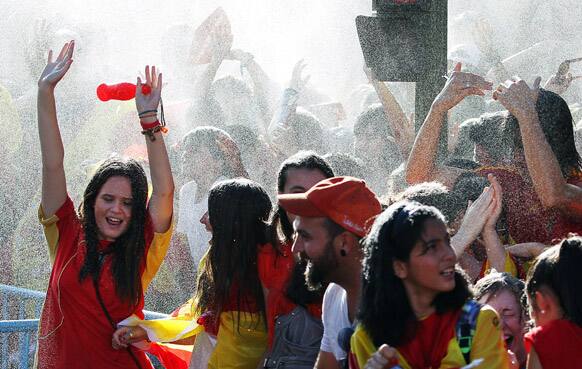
[96,83,152,101]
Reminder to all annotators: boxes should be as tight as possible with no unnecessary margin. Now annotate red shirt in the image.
[257,242,322,347]
[476,167,582,244]
[524,319,582,369]
[36,197,167,369]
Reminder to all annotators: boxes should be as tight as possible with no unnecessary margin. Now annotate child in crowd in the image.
[524,236,582,369]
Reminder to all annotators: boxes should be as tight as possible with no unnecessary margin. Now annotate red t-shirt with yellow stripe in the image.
[35,196,172,369]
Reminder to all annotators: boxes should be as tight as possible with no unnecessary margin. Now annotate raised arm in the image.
[365,67,414,160]
[228,49,277,131]
[192,24,232,101]
[266,60,307,144]
[37,41,74,217]
[405,63,492,188]
[480,174,507,273]
[135,66,174,233]
[493,77,582,218]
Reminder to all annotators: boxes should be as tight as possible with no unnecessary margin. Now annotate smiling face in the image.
[398,218,456,300]
[292,216,340,290]
[94,176,133,241]
[479,289,526,364]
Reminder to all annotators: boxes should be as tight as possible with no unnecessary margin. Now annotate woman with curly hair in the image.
[350,201,511,369]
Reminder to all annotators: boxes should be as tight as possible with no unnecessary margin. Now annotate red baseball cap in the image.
[277,176,382,237]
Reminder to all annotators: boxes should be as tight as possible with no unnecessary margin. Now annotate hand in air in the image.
[210,23,233,63]
[483,174,503,232]
[290,59,310,92]
[433,62,492,112]
[455,184,496,246]
[227,48,253,64]
[544,57,582,95]
[493,76,541,120]
[135,65,162,115]
[38,41,74,89]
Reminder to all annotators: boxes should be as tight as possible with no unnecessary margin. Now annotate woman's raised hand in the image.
[433,62,493,113]
[493,76,541,120]
[38,41,74,90]
[135,65,162,116]
[483,174,503,231]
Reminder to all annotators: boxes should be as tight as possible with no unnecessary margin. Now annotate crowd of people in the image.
[1,4,582,369]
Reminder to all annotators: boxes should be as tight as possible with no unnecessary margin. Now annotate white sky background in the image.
[1,0,582,105]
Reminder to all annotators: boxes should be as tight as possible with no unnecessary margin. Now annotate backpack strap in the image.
[455,300,482,364]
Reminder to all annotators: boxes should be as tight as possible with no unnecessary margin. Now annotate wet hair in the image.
[474,272,527,320]
[181,126,247,178]
[468,112,509,163]
[323,152,366,179]
[451,173,490,213]
[271,151,334,244]
[78,157,148,308]
[194,178,272,328]
[353,103,392,138]
[358,201,472,347]
[506,89,582,176]
[224,124,260,155]
[391,182,458,225]
[526,236,582,326]
[444,158,481,171]
[451,118,478,160]
[211,76,253,101]
[287,111,326,154]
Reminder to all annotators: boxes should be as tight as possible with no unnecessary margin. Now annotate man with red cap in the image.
[278,176,382,369]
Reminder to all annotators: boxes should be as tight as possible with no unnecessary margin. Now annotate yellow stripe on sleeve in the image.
[141,220,174,292]
[38,205,60,264]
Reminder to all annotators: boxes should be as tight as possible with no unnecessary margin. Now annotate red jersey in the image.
[524,319,582,369]
[36,196,172,369]
[257,242,322,347]
[475,167,582,244]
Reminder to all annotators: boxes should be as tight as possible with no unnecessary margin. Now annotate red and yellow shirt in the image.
[349,305,509,369]
[35,196,172,369]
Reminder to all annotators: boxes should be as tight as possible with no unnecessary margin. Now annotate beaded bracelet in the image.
[142,125,162,142]
[140,119,160,130]
[138,109,158,118]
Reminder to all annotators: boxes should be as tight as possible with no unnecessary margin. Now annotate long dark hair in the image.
[358,201,472,347]
[270,151,334,245]
[194,178,272,328]
[78,158,148,308]
[526,236,582,326]
[506,89,582,176]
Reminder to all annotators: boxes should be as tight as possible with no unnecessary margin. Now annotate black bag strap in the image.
[92,253,143,369]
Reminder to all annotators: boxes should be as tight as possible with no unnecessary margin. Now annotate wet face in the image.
[292,216,339,290]
[479,289,526,363]
[399,218,456,299]
[282,168,328,224]
[94,176,133,241]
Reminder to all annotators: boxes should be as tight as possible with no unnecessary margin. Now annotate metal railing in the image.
[0,284,168,369]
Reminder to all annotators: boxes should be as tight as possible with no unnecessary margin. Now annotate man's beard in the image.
[303,239,339,291]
